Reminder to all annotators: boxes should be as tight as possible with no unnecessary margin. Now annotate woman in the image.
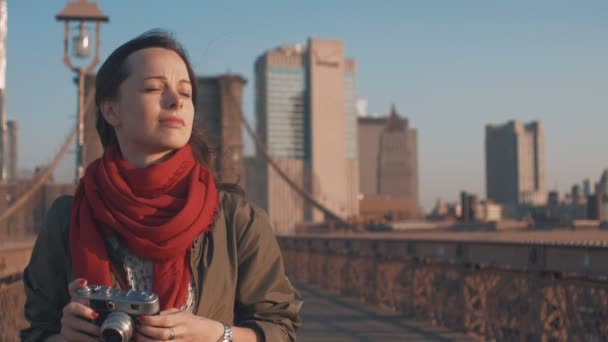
[21,31,302,342]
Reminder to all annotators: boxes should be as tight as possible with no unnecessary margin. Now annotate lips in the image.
[159,117,185,127]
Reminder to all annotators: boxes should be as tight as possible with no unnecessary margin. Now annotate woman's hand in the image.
[135,308,224,342]
[59,278,101,342]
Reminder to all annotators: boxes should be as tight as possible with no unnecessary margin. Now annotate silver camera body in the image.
[74,285,160,342]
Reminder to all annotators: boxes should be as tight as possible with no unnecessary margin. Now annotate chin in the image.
[156,135,190,151]
[160,142,189,151]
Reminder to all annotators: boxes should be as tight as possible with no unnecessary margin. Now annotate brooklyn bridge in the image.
[1,1,608,341]
[1,84,608,341]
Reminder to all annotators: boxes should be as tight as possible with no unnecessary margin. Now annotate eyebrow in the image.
[143,76,191,85]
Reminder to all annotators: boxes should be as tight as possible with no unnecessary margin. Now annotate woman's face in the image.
[103,47,194,158]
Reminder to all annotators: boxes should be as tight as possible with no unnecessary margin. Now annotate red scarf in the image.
[70,144,219,310]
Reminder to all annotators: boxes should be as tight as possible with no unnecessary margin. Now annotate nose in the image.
[162,87,183,110]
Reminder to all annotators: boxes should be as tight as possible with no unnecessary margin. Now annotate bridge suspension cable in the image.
[228,90,351,227]
[0,89,95,224]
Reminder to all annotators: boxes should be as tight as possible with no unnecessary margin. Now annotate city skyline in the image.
[5,1,607,210]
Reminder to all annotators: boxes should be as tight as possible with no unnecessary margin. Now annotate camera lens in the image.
[102,330,123,342]
[100,311,133,342]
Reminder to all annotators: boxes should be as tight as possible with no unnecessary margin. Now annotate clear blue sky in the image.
[6,0,608,210]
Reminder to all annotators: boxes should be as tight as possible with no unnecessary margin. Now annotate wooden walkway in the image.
[296,284,474,342]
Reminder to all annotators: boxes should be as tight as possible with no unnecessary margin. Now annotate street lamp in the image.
[56,0,108,181]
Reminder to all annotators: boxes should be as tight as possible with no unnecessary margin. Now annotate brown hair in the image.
[95,30,243,194]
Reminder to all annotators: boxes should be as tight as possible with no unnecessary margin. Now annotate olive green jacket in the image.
[20,191,302,341]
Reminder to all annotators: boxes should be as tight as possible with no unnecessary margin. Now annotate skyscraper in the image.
[357,105,419,219]
[197,74,247,186]
[598,170,608,223]
[358,116,385,196]
[377,105,418,202]
[485,120,546,207]
[308,38,358,222]
[583,178,592,197]
[253,38,359,232]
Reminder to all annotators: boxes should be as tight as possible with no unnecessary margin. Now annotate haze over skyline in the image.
[6,0,607,210]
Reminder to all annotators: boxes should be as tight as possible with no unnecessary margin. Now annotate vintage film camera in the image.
[74,285,160,342]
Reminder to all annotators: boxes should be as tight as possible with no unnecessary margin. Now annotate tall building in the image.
[377,105,418,201]
[583,178,592,197]
[196,74,247,186]
[571,184,585,205]
[485,120,546,207]
[253,43,306,232]
[309,38,358,222]
[460,191,479,222]
[357,106,419,218]
[6,119,16,182]
[358,117,385,195]
[253,38,359,233]
[598,169,608,223]
[587,193,601,220]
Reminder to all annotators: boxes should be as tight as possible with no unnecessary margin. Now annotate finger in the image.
[61,315,101,338]
[138,312,179,328]
[136,324,177,341]
[61,329,100,342]
[68,278,87,297]
[68,278,90,306]
[63,301,99,321]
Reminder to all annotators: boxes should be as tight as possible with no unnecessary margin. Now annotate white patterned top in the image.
[107,236,197,312]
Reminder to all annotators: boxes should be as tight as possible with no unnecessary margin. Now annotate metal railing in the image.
[278,235,608,341]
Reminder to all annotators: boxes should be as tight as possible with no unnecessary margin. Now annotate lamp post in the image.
[56,0,108,181]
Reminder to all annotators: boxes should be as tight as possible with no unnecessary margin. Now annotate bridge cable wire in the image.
[0,89,95,225]
[226,88,351,227]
